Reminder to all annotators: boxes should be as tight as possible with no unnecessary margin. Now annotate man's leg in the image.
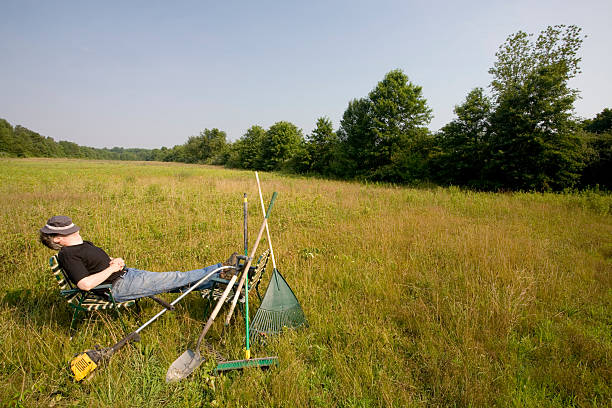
[111,263,223,302]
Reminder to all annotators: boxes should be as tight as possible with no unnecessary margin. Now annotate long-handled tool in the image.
[167,192,278,381]
[213,192,278,372]
[70,265,233,382]
[165,274,238,382]
[243,193,251,359]
[224,192,277,326]
[250,172,307,340]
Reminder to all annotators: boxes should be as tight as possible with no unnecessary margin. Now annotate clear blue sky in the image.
[1,0,610,149]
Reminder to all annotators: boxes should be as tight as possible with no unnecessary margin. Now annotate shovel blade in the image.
[165,349,203,383]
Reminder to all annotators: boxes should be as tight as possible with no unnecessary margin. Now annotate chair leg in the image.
[203,284,217,319]
[69,295,87,337]
[202,298,210,319]
[237,294,245,314]
[109,295,128,334]
[135,298,142,313]
[69,306,80,337]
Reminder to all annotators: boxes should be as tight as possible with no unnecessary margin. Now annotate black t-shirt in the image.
[58,241,124,286]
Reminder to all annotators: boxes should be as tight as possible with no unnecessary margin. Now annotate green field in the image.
[1,159,610,407]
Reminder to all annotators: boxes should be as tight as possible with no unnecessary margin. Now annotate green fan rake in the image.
[250,268,307,339]
[251,172,307,340]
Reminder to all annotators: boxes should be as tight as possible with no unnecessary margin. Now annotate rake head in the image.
[250,269,307,340]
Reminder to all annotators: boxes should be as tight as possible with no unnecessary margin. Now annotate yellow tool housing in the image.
[70,352,98,382]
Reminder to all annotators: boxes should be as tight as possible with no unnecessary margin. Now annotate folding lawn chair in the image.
[49,255,136,334]
[201,249,270,315]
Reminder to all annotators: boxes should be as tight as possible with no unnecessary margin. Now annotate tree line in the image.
[1,25,610,191]
[0,120,155,161]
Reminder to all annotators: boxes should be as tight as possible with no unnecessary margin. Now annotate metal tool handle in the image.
[225,192,277,325]
[104,265,233,357]
[244,193,248,256]
[244,193,251,359]
[134,265,233,335]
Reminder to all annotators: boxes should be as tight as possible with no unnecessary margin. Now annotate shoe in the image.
[222,252,239,267]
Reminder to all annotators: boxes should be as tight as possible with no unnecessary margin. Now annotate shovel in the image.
[166,274,238,382]
[166,191,278,382]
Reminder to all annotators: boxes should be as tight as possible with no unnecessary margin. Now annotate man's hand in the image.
[77,258,125,291]
[110,257,125,269]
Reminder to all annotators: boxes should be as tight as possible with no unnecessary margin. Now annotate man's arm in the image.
[76,258,124,291]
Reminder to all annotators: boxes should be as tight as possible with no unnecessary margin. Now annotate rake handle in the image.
[255,172,278,271]
[225,192,277,325]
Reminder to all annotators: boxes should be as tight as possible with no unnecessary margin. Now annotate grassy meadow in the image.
[0,158,610,407]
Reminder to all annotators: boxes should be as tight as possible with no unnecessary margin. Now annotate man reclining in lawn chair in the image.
[39,215,239,302]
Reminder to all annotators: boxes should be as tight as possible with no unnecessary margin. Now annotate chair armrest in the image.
[211,277,232,285]
[210,277,247,289]
[60,284,112,296]
[60,288,81,296]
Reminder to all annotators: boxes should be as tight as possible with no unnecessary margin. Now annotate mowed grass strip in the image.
[0,158,610,407]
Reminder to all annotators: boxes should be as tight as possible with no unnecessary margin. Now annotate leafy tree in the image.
[434,88,492,187]
[226,125,266,169]
[489,25,583,98]
[306,117,338,175]
[147,147,168,162]
[580,132,612,189]
[58,140,85,158]
[183,128,227,164]
[161,144,187,162]
[13,125,64,157]
[337,70,433,182]
[182,135,204,163]
[0,119,17,156]
[486,25,586,191]
[11,126,37,157]
[336,98,373,178]
[260,121,304,171]
[581,108,612,189]
[583,108,612,134]
[0,118,160,161]
[368,70,432,182]
[369,70,432,136]
[203,128,228,164]
[284,138,311,174]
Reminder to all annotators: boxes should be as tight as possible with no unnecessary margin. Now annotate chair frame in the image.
[201,249,270,316]
[49,255,135,334]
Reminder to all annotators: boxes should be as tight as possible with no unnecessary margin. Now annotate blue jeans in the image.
[110,263,223,302]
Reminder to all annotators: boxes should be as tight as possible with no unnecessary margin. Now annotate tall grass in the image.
[0,158,610,407]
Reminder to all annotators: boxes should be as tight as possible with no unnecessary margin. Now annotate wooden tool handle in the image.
[196,274,238,350]
[255,172,278,270]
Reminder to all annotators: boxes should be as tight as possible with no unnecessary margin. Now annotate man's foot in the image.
[220,252,239,279]
[222,252,239,267]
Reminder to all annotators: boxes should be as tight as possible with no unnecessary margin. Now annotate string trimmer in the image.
[70,265,234,382]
